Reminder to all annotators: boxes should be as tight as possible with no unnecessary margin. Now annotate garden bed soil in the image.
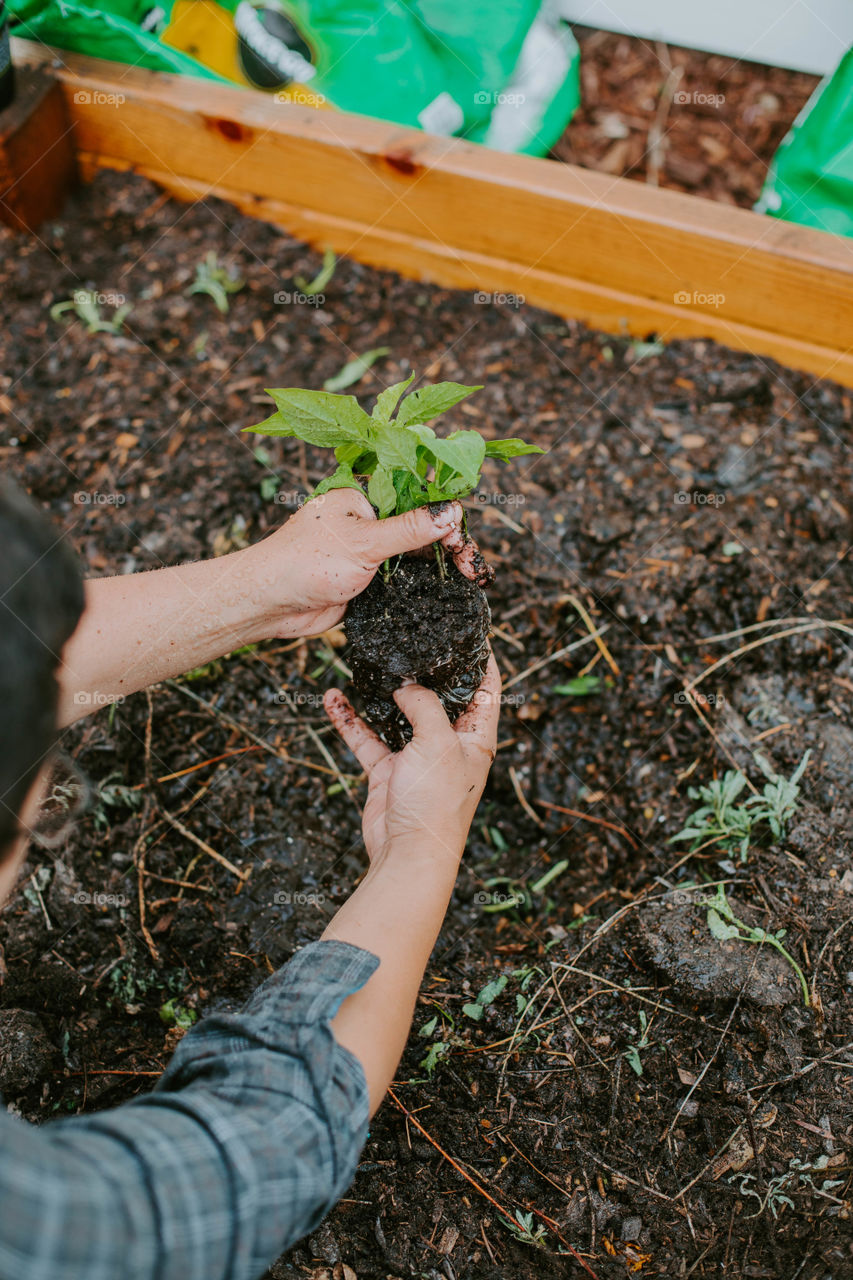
[0,169,851,1279]
[555,27,821,209]
[346,554,491,749]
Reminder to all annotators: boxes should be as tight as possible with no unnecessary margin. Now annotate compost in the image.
[0,169,851,1279]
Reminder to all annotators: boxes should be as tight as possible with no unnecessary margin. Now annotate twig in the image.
[161,808,250,881]
[508,765,544,826]
[135,690,160,963]
[687,620,853,692]
[537,800,638,849]
[647,55,683,187]
[559,593,619,675]
[501,629,606,692]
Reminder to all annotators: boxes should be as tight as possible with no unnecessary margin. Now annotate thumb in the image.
[359,502,462,565]
[393,683,454,742]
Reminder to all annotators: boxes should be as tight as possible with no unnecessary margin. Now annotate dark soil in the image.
[1,168,852,1280]
[345,554,491,749]
[556,27,821,209]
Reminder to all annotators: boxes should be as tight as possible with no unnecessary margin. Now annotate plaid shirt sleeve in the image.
[0,939,379,1280]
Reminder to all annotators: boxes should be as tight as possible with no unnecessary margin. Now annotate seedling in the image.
[243,377,542,747]
[671,751,810,862]
[186,251,245,313]
[295,247,336,296]
[503,1210,548,1249]
[323,346,389,392]
[51,290,132,335]
[159,998,198,1030]
[623,1009,650,1076]
[244,376,541,515]
[702,884,810,1006]
[552,675,602,696]
[462,974,508,1021]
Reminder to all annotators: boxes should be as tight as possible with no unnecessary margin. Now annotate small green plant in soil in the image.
[671,750,810,862]
[50,290,132,335]
[244,376,542,746]
[701,883,810,1006]
[186,251,245,313]
[503,1210,548,1249]
[294,246,336,296]
[623,1009,651,1076]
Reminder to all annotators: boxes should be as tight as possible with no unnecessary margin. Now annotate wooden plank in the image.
[0,65,77,232]
[13,38,853,386]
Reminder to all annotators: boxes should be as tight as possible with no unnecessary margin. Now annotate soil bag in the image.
[756,46,853,238]
[8,0,579,155]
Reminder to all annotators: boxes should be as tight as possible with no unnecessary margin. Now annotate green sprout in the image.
[503,1210,548,1249]
[186,251,245,313]
[50,290,132,335]
[242,376,543,517]
[295,247,336,296]
[702,883,810,1006]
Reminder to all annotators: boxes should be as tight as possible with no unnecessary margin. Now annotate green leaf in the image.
[421,1041,449,1074]
[312,461,364,498]
[396,381,483,428]
[367,465,397,516]
[707,908,741,942]
[552,676,602,697]
[323,347,389,393]
[412,424,485,485]
[475,975,508,1007]
[462,1002,484,1020]
[259,475,280,501]
[374,373,415,420]
[485,438,544,460]
[295,247,336,296]
[373,421,421,476]
[624,1045,644,1076]
[244,389,373,447]
[418,1015,439,1038]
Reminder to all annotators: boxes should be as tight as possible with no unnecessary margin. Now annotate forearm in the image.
[57,547,280,725]
[322,843,460,1115]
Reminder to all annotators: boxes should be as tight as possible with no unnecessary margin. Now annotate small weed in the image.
[295,247,336,296]
[323,347,389,392]
[623,1009,651,1076]
[671,751,810,861]
[730,1155,845,1220]
[186,251,245,313]
[552,675,602,696]
[702,884,810,1006]
[159,998,198,1030]
[92,773,144,831]
[503,1210,548,1249]
[462,974,508,1021]
[51,290,132,335]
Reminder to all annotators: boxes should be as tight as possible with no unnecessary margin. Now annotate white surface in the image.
[557,0,852,75]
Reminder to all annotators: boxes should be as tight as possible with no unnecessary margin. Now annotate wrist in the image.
[372,829,467,870]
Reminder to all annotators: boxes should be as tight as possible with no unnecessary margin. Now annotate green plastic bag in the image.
[757,46,853,238]
[9,0,579,155]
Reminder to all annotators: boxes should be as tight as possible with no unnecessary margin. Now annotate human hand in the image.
[323,653,501,864]
[244,490,491,640]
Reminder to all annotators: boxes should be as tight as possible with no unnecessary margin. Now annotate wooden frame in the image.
[9,36,853,387]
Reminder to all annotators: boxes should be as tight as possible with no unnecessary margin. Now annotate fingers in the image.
[323,689,390,773]
[439,525,495,587]
[356,502,463,565]
[453,651,501,754]
[393,682,454,743]
[311,488,375,522]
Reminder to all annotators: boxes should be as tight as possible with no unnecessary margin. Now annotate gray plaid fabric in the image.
[0,939,378,1280]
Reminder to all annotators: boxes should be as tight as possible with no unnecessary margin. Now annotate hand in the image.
[323,653,501,864]
[244,490,490,639]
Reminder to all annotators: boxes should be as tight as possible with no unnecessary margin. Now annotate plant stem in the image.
[434,541,447,582]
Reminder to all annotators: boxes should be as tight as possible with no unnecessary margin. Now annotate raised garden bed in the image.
[5,36,853,391]
[1,161,852,1277]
